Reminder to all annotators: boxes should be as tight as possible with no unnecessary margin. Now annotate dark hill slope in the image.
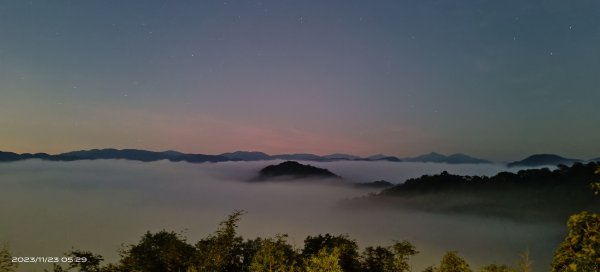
[257,161,341,180]
[60,149,231,163]
[351,162,600,223]
[507,154,581,167]
[219,151,272,161]
[404,152,490,164]
[0,151,22,162]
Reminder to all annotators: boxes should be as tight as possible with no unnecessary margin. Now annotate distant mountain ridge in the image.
[0,149,230,164]
[0,151,22,162]
[218,151,271,161]
[60,148,232,163]
[2,149,405,163]
[218,151,402,162]
[322,153,362,160]
[507,154,583,167]
[9,148,594,166]
[403,152,491,164]
[0,149,493,164]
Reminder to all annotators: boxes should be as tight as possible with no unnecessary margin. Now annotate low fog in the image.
[0,160,563,271]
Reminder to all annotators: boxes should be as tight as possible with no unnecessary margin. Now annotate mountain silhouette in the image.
[219,151,272,161]
[168,154,231,163]
[322,153,362,160]
[0,148,498,164]
[405,152,447,162]
[365,154,402,162]
[507,154,582,167]
[0,151,23,162]
[404,152,490,164]
[61,149,174,162]
[357,162,600,223]
[56,149,229,163]
[0,151,78,162]
[9,148,591,166]
[367,154,390,160]
[257,161,341,180]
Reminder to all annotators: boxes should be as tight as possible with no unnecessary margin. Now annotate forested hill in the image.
[256,161,342,180]
[382,162,597,194]
[353,162,600,222]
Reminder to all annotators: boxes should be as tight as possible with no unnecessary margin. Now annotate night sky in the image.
[1,1,599,161]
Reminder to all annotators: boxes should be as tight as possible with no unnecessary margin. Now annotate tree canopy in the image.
[551,166,600,272]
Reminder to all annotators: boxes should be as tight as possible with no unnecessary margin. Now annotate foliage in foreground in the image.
[30,210,533,272]
[550,212,600,271]
[4,205,594,272]
[550,167,600,272]
[0,245,18,272]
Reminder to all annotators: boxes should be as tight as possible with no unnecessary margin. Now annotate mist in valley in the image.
[0,160,564,271]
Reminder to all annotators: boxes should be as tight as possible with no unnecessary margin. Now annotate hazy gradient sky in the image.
[1,0,599,161]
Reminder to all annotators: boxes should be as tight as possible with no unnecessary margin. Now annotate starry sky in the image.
[1,0,599,161]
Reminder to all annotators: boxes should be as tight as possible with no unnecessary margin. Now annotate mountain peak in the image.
[257,161,341,180]
[507,154,581,167]
[405,152,490,164]
[322,153,361,160]
[219,151,272,161]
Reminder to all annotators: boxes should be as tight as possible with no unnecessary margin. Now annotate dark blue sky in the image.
[1,0,599,160]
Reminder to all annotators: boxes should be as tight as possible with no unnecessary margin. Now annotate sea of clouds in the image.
[0,160,562,271]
